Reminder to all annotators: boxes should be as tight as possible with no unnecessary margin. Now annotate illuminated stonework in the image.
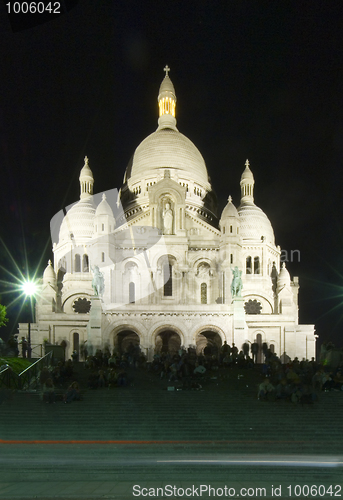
[20,68,316,362]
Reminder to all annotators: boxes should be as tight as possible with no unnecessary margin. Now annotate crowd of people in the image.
[11,337,343,405]
[257,350,343,403]
[78,340,343,402]
[39,361,81,404]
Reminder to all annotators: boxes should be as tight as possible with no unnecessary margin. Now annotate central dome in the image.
[124,68,211,192]
[126,128,209,188]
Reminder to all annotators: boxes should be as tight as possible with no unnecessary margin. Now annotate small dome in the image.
[95,194,114,218]
[43,260,56,285]
[58,198,95,243]
[277,262,291,288]
[221,196,239,219]
[238,202,275,245]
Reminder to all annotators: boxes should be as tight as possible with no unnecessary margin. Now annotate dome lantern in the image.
[79,156,94,200]
[157,65,177,131]
[240,159,254,204]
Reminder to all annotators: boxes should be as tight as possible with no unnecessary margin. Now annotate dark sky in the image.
[1,1,343,348]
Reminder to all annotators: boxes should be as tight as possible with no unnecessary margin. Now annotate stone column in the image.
[232,297,248,348]
[87,296,103,351]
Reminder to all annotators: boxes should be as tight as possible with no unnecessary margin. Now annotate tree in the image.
[0,304,8,328]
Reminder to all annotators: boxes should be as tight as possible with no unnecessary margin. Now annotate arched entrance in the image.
[196,330,222,356]
[155,329,181,354]
[114,330,140,354]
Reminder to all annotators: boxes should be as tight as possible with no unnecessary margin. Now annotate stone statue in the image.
[162,203,173,234]
[91,265,104,296]
[231,266,243,298]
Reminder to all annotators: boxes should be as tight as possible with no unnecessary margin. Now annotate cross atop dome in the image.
[228,195,232,203]
[158,65,177,130]
[245,159,250,168]
[84,156,89,166]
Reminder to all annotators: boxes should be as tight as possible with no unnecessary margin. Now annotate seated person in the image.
[64,381,81,403]
[108,369,118,388]
[258,378,275,400]
[286,368,300,385]
[117,370,128,386]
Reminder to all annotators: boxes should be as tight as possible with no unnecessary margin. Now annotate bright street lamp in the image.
[20,279,39,359]
[21,280,38,297]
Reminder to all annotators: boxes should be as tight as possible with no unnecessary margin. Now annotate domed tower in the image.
[120,67,218,229]
[237,160,280,313]
[54,157,96,276]
[238,160,279,277]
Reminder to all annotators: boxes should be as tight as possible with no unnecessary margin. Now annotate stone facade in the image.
[19,68,316,361]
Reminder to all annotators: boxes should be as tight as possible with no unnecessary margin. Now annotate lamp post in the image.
[21,280,38,359]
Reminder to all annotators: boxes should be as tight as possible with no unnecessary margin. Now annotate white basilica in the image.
[20,67,316,361]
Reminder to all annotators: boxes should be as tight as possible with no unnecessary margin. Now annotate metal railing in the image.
[0,351,53,391]
[18,351,53,390]
[18,343,44,359]
[0,365,20,390]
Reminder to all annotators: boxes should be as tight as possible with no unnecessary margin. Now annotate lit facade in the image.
[19,68,316,361]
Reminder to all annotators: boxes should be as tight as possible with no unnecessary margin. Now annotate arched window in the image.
[129,282,135,304]
[230,254,233,264]
[75,254,81,272]
[82,254,89,272]
[164,263,173,296]
[246,256,252,274]
[254,256,260,274]
[230,225,233,233]
[201,283,207,304]
[73,332,79,354]
[101,252,105,263]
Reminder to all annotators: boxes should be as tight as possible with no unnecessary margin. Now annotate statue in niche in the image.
[162,202,173,235]
[91,265,104,297]
[231,266,243,298]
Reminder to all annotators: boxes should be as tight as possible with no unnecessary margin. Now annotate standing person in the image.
[242,342,250,359]
[231,343,238,362]
[21,337,28,358]
[251,342,259,363]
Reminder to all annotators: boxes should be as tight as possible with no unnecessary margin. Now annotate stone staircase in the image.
[1,364,343,454]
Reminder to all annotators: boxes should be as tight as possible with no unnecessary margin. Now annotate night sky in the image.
[1,1,343,350]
